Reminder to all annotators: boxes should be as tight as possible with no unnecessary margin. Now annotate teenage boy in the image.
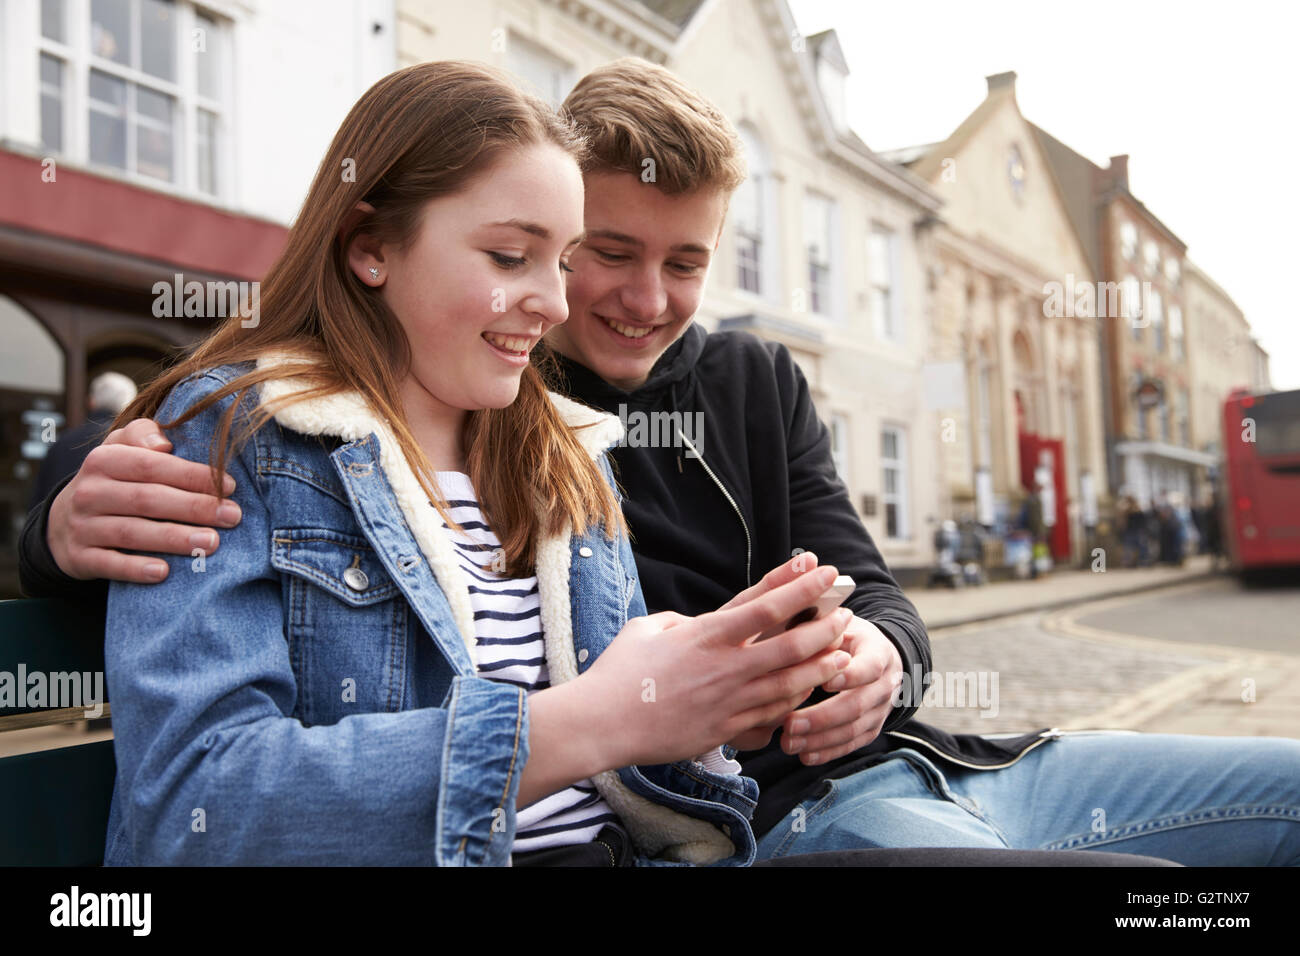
[20,59,1298,865]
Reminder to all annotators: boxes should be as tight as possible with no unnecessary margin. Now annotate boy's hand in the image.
[47,417,241,583]
[779,615,903,764]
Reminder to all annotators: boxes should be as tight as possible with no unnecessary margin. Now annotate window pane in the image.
[41,0,67,42]
[135,87,175,181]
[868,230,890,285]
[885,503,898,539]
[141,0,177,81]
[90,112,127,169]
[197,108,218,195]
[89,69,128,169]
[92,0,132,65]
[196,13,220,99]
[89,68,128,108]
[881,429,897,459]
[40,53,62,87]
[804,195,831,263]
[40,55,64,152]
[136,83,171,122]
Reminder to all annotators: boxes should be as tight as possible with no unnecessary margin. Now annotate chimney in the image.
[1108,154,1129,191]
[986,71,1017,95]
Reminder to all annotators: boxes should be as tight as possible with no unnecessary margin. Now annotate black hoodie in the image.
[549,323,1054,837]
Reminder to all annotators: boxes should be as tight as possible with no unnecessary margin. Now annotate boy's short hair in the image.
[563,57,745,195]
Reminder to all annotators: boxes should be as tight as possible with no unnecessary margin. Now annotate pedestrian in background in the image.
[29,372,138,509]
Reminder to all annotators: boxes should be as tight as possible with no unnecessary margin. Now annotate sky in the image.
[788,0,1298,390]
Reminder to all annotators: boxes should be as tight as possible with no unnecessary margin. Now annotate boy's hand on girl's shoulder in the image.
[47,417,242,584]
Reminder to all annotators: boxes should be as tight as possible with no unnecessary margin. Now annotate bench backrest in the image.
[0,598,114,866]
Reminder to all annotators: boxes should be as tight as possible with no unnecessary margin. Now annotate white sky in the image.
[789,0,1298,389]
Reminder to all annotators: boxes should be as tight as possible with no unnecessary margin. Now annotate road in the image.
[911,576,1300,739]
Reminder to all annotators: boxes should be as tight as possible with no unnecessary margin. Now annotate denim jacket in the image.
[102,352,759,866]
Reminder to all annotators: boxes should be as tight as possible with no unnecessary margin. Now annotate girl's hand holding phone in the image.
[578,559,854,771]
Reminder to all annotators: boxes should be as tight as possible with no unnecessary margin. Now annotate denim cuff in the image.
[437,676,528,866]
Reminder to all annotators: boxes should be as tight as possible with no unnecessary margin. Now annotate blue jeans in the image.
[756,732,1300,865]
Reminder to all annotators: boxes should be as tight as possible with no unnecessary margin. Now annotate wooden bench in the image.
[0,598,114,866]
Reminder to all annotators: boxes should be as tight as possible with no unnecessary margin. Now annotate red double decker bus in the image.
[1221,387,1300,572]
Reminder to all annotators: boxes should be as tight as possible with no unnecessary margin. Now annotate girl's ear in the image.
[340,201,386,285]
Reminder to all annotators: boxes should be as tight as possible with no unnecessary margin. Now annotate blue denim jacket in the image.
[102,354,759,866]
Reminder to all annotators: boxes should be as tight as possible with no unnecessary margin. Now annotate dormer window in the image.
[810,30,850,132]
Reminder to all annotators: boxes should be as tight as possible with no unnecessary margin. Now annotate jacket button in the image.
[578,546,593,558]
[577,649,589,663]
[343,567,369,591]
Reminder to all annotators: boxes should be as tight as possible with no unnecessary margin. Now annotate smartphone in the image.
[754,575,855,641]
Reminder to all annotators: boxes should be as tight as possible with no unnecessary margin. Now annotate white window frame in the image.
[733,124,772,299]
[803,190,837,319]
[880,424,909,540]
[868,222,901,342]
[28,0,233,201]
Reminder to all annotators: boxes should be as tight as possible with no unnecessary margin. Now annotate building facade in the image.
[885,72,1109,568]
[0,0,396,595]
[1034,128,1222,511]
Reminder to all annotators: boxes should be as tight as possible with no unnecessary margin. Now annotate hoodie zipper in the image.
[883,727,1063,771]
[675,429,752,588]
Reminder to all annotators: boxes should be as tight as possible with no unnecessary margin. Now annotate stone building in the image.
[883,72,1108,567]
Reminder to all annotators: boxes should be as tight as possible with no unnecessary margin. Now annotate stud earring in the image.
[368,267,380,280]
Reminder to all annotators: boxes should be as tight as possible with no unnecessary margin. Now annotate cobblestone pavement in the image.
[912,611,1226,736]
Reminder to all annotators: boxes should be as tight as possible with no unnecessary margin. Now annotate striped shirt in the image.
[432,471,619,854]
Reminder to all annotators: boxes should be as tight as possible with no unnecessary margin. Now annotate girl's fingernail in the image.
[834,651,851,668]
[789,718,810,735]
[787,736,805,753]
[825,674,847,691]
[145,562,168,580]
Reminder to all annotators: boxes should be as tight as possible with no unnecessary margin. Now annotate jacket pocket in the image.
[271,527,400,606]
[270,527,408,723]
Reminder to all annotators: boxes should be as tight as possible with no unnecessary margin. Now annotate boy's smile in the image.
[546,171,728,391]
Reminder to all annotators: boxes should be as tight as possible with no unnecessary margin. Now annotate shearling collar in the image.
[254,349,623,458]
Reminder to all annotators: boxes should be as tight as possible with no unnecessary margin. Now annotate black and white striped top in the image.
[432,471,619,854]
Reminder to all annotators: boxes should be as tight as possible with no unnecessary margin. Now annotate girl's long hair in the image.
[114,60,623,575]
